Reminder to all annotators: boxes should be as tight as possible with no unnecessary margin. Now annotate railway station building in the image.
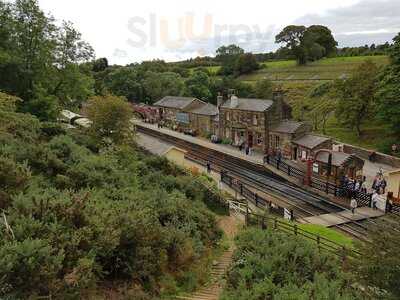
[218,91,294,152]
[154,96,218,136]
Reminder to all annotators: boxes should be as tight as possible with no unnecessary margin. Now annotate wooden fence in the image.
[246,212,360,258]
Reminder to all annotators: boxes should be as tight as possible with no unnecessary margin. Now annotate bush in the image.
[221,228,361,300]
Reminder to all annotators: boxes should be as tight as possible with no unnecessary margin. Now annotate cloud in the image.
[296,0,400,46]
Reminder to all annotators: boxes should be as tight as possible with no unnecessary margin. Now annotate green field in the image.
[240,55,389,82]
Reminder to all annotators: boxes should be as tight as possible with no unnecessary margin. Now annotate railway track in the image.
[137,125,372,239]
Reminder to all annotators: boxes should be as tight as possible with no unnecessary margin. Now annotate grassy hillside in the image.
[240,55,389,83]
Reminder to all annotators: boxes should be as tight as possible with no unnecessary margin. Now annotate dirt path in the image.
[175,215,243,300]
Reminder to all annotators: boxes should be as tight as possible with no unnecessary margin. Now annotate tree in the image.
[305,82,337,133]
[86,95,134,145]
[216,44,245,76]
[234,53,259,75]
[104,67,143,102]
[51,21,95,107]
[143,71,184,103]
[334,60,379,136]
[216,44,244,59]
[0,0,95,119]
[184,71,212,101]
[306,25,337,56]
[351,215,400,299]
[275,25,306,49]
[253,79,273,99]
[377,33,400,137]
[275,25,337,65]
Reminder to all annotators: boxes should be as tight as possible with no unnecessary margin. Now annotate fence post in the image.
[255,193,258,207]
[240,183,243,195]
[274,218,277,230]
[294,224,298,235]
[245,201,249,227]
[288,166,291,176]
[277,159,280,170]
[317,235,320,252]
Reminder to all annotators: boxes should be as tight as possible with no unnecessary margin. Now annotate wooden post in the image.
[288,166,291,176]
[255,193,258,207]
[240,183,243,195]
[317,235,320,252]
[245,200,249,227]
[294,224,298,235]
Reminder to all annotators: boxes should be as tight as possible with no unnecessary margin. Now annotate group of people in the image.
[348,171,391,213]
[340,175,368,197]
[238,141,253,156]
[371,173,387,194]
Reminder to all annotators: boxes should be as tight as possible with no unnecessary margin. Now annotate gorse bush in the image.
[0,94,222,299]
[221,228,361,300]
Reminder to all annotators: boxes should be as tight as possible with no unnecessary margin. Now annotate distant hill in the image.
[239,56,389,84]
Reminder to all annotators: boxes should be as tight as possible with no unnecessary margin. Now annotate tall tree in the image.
[306,25,337,56]
[143,71,184,103]
[184,71,212,101]
[377,33,400,137]
[216,44,245,76]
[253,79,273,99]
[234,53,259,75]
[275,25,337,65]
[334,60,379,136]
[104,67,144,102]
[86,95,133,145]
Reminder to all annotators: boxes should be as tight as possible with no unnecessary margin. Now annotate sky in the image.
[37,0,400,65]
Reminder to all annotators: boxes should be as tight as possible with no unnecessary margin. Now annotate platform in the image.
[298,207,385,227]
[134,119,265,164]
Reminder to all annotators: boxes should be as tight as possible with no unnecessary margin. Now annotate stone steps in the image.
[174,248,234,300]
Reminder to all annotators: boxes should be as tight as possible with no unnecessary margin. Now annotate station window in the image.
[275,135,280,148]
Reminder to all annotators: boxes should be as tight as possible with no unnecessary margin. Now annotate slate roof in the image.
[293,134,331,150]
[221,98,273,112]
[189,103,218,116]
[315,151,354,167]
[270,120,306,134]
[154,96,198,109]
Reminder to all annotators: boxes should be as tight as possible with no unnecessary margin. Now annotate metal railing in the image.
[265,155,373,207]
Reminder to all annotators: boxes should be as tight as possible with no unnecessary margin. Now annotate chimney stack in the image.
[217,92,223,108]
[272,87,284,102]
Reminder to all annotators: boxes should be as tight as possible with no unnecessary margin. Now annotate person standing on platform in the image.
[350,198,358,214]
[372,191,379,210]
[206,161,211,174]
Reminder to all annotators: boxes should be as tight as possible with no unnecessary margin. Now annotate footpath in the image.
[175,216,242,300]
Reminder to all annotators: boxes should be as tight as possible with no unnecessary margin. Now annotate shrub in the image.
[221,228,361,300]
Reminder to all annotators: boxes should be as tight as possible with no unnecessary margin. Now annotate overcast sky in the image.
[37,0,400,64]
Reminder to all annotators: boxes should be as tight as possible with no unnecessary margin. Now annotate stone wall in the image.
[336,141,400,168]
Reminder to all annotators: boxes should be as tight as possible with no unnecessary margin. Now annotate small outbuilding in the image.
[269,120,311,158]
[292,134,332,161]
[313,149,365,182]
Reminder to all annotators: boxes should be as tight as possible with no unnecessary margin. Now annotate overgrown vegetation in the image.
[0,93,223,299]
[221,228,361,299]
